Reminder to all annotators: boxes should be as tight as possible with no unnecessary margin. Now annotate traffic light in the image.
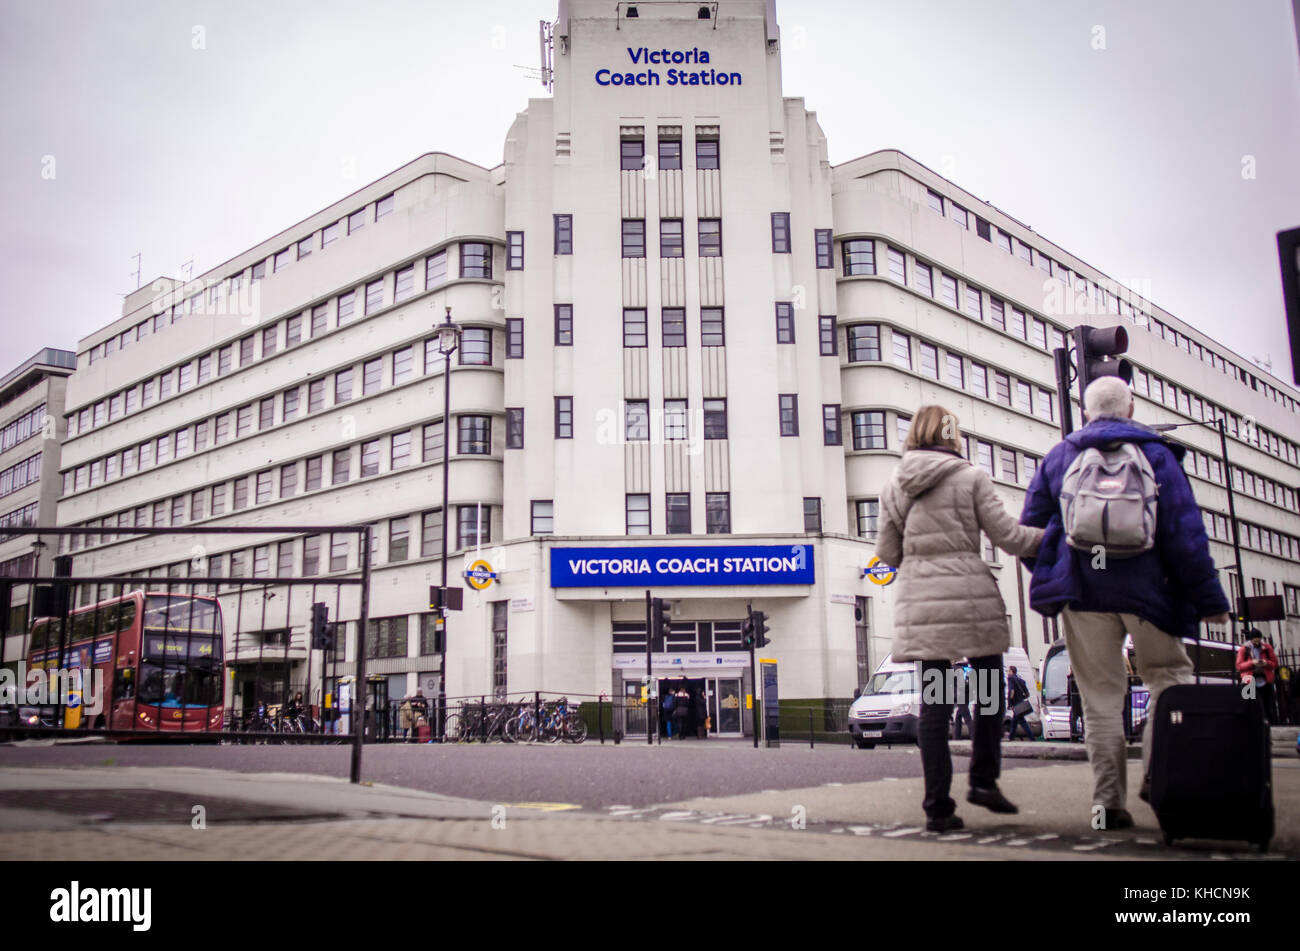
[752,610,770,650]
[650,598,672,652]
[310,602,333,650]
[1073,325,1133,409]
[741,613,755,649]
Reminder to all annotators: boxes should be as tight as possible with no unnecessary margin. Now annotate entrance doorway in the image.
[655,677,744,738]
[710,678,743,736]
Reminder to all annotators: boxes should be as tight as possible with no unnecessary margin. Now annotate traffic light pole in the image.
[1053,347,1075,439]
[1217,417,1250,641]
[746,602,758,749]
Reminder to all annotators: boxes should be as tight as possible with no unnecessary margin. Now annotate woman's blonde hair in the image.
[904,405,962,454]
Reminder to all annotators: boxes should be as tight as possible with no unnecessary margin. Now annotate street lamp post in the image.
[435,306,461,740]
[1151,416,1249,642]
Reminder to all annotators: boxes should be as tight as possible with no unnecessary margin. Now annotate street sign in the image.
[864,557,897,586]
[464,560,498,591]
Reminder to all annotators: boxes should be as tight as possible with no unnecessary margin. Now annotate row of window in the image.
[0,453,41,500]
[61,416,496,552]
[0,501,39,543]
[83,193,398,368]
[619,131,720,172]
[1133,367,1300,468]
[604,493,732,536]
[67,242,494,439]
[921,177,1300,418]
[620,218,722,258]
[544,398,730,443]
[846,324,1057,422]
[1203,510,1300,563]
[614,307,729,349]
[63,329,497,495]
[0,404,45,454]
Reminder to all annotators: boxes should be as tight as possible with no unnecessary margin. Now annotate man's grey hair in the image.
[1084,376,1134,420]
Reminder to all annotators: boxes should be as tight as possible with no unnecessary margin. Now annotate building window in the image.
[259,397,274,429]
[338,291,356,326]
[623,309,648,348]
[364,279,384,315]
[919,342,939,379]
[426,249,448,287]
[273,248,291,272]
[620,138,645,171]
[625,401,650,442]
[393,265,416,304]
[554,215,573,254]
[622,220,646,258]
[330,535,349,572]
[1008,307,1026,339]
[949,203,969,229]
[660,219,684,258]
[390,431,411,469]
[696,137,720,169]
[308,379,325,413]
[843,239,875,276]
[666,494,691,534]
[360,440,380,477]
[375,193,394,219]
[886,247,906,284]
[976,441,994,476]
[460,328,492,366]
[555,304,573,346]
[659,138,682,170]
[332,448,351,484]
[846,324,881,362]
[387,518,409,563]
[856,500,880,540]
[310,305,327,337]
[255,470,273,504]
[1016,381,1032,413]
[892,332,912,370]
[506,231,524,270]
[774,302,795,344]
[823,405,842,446]
[1000,448,1018,484]
[664,400,688,441]
[235,405,253,437]
[779,395,799,436]
[420,510,443,558]
[803,498,822,532]
[819,316,837,356]
[506,319,524,359]
[698,219,722,257]
[555,398,573,439]
[771,213,791,253]
[626,495,651,535]
[994,372,1011,406]
[506,408,524,449]
[457,505,490,549]
[815,229,833,269]
[280,462,297,498]
[393,346,414,384]
[970,363,988,398]
[914,261,933,296]
[663,308,686,348]
[701,308,725,347]
[232,477,249,511]
[705,493,730,535]
[335,368,353,404]
[704,399,727,440]
[926,189,944,214]
[531,501,554,535]
[460,242,492,279]
[852,411,886,450]
[285,315,302,348]
[458,416,491,454]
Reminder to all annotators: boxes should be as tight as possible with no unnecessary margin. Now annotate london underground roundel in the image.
[865,557,897,586]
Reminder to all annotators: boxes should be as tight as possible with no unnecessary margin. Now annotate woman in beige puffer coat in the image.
[875,405,1043,832]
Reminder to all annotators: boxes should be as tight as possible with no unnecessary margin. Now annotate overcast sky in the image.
[2,0,1298,384]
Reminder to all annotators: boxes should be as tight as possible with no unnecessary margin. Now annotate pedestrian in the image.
[876,404,1044,833]
[661,686,675,738]
[399,696,413,740]
[694,685,709,739]
[1006,666,1034,741]
[1235,629,1278,724]
[1019,377,1230,831]
[673,683,690,740]
[951,663,974,740]
[1067,667,1084,741]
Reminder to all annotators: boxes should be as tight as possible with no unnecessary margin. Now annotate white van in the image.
[848,648,1040,749]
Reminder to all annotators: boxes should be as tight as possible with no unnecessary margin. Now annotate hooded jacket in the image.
[876,449,1044,662]
[1018,417,1230,637]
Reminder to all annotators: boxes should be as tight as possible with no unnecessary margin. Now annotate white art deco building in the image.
[53,0,1300,734]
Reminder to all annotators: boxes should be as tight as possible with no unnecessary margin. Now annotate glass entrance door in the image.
[712,678,743,735]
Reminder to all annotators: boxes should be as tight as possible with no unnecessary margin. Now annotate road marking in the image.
[503,802,581,811]
[881,826,922,838]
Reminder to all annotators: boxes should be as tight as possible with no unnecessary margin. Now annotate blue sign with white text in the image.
[550,545,814,588]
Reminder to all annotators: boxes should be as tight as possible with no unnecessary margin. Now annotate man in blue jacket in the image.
[1020,377,1230,830]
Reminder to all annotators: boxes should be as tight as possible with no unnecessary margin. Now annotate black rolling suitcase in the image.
[1147,630,1273,851]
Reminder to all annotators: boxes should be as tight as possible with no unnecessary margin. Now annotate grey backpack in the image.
[1059,442,1158,558]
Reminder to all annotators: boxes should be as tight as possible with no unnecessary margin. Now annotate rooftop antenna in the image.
[130,252,142,290]
[539,19,555,90]
[180,258,194,282]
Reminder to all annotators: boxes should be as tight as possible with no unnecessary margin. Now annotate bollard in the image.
[598,697,605,744]
[809,708,815,749]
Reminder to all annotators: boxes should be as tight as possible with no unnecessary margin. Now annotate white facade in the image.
[49,0,1300,728]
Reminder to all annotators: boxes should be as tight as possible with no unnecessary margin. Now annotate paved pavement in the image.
[0,737,1295,860]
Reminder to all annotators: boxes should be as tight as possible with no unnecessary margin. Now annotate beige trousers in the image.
[1060,608,1195,810]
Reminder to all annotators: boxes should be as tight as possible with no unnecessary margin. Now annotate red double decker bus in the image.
[26,590,225,734]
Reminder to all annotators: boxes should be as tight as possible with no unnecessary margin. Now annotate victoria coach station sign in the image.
[550,546,813,588]
[595,47,744,87]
